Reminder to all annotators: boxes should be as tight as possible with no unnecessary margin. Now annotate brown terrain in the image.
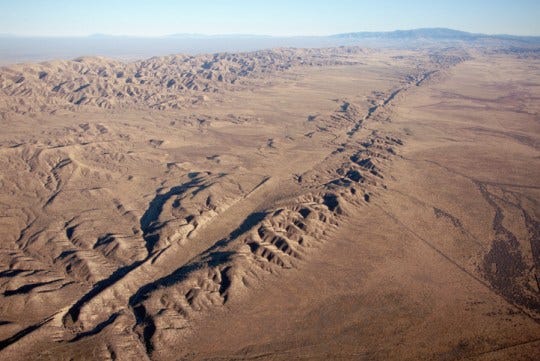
[0,46,538,360]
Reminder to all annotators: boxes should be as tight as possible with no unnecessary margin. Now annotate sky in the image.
[0,0,539,37]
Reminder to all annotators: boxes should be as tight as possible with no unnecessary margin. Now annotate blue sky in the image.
[0,0,538,37]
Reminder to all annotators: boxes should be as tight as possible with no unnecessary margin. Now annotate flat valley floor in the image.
[0,48,538,360]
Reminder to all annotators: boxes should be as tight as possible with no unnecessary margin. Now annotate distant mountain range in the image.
[1,28,539,41]
[331,28,540,43]
[0,28,538,65]
[165,28,540,42]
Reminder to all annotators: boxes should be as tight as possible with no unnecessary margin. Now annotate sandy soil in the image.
[0,47,538,360]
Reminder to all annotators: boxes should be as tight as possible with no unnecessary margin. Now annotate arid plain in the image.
[0,46,538,360]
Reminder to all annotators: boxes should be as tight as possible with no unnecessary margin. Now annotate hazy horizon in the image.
[0,26,539,39]
[0,26,538,66]
[1,0,539,37]
[2,0,539,64]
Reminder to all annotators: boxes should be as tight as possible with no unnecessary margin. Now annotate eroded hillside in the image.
[0,47,538,360]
